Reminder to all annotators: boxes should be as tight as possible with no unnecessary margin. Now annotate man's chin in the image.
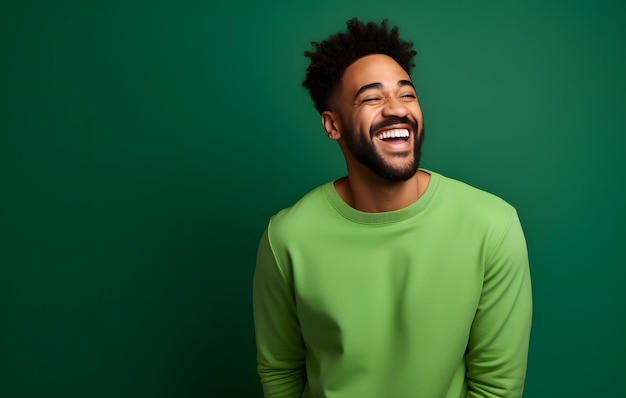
[372,163,418,182]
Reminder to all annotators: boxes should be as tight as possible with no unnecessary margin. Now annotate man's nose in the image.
[381,97,409,118]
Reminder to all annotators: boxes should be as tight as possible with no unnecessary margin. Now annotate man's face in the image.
[329,54,424,181]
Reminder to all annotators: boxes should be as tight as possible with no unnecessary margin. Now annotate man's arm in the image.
[253,226,307,398]
[466,209,533,398]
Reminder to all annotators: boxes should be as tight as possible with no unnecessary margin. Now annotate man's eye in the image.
[401,94,416,99]
[362,97,382,103]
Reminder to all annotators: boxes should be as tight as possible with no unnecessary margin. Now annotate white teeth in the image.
[376,129,410,140]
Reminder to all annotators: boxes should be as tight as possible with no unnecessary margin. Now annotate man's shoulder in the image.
[432,171,517,223]
[267,181,334,237]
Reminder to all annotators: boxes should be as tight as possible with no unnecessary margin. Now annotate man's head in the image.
[302,18,417,115]
[302,18,424,182]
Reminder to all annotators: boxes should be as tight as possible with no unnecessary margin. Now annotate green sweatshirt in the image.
[253,170,532,398]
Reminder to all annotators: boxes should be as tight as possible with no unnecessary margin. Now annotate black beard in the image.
[343,116,424,182]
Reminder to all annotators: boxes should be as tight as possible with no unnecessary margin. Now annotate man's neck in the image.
[334,170,430,213]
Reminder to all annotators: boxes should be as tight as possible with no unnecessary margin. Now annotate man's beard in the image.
[343,116,424,182]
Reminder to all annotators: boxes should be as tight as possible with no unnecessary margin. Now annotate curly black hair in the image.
[302,18,417,114]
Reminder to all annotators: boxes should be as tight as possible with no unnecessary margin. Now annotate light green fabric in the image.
[253,170,532,398]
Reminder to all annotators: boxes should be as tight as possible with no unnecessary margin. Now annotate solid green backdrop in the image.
[1,1,624,397]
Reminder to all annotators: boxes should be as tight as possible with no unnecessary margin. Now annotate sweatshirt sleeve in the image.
[253,225,307,398]
[466,209,533,398]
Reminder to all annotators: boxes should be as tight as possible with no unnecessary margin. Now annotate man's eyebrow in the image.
[354,83,382,99]
[354,80,415,99]
[398,80,415,89]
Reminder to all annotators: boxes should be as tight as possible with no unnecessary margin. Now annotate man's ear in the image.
[321,111,341,141]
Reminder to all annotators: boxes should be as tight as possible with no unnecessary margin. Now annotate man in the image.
[253,18,532,398]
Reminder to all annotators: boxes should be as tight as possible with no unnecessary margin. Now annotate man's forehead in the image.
[343,54,410,85]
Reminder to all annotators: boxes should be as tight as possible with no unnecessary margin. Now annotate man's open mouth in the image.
[375,128,410,142]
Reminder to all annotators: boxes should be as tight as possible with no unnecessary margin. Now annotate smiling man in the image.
[253,18,532,398]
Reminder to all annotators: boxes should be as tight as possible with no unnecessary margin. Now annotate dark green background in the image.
[1,1,624,397]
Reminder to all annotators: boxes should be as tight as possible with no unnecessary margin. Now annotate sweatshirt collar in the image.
[323,169,440,224]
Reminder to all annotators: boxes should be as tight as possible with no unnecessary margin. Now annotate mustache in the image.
[370,117,419,138]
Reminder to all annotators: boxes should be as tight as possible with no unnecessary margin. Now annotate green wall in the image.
[1,1,625,397]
